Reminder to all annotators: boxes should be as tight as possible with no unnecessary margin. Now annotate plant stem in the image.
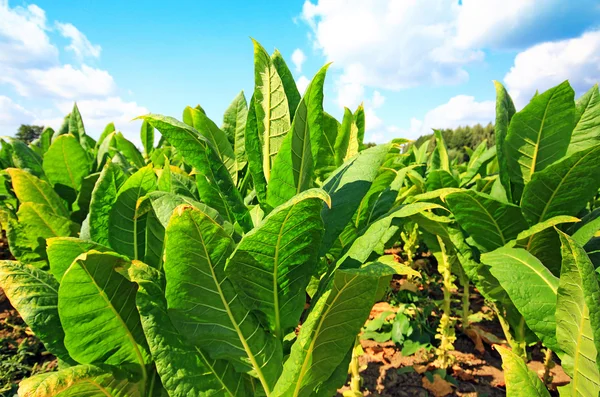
[349,336,362,395]
[492,303,527,360]
[542,348,554,387]
[435,236,456,369]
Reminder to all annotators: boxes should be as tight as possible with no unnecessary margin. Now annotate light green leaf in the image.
[227,189,329,338]
[245,94,269,207]
[496,345,550,397]
[252,39,291,181]
[7,168,68,217]
[183,106,237,184]
[222,91,249,175]
[0,260,75,364]
[267,64,329,207]
[46,237,112,282]
[40,127,53,154]
[493,81,516,201]
[521,145,600,225]
[43,134,90,197]
[128,260,248,397]
[17,364,140,397]
[446,190,528,252]
[354,104,365,149]
[571,208,600,247]
[567,84,600,156]
[164,205,282,393]
[334,108,356,166]
[10,138,45,177]
[140,120,154,158]
[429,130,450,172]
[505,81,575,185]
[59,251,150,376]
[426,169,458,191]
[556,231,600,395]
[108,165,157,260]
[115,132,145,169]
[271,49,301,119]
[481,247,559,351]
[97,122,116,148]
[68,103,85,141]
[89,161,126,246]
[272,262,398,397]
[315,112,339,180]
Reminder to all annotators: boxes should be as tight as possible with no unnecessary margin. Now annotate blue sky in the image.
[1,0,600,145]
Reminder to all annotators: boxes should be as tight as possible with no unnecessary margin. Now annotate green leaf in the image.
[460,146,497,187]
[354,104,365,149]
[429,130,450,172]
[521,145,600,225]
[108,165,157,260]
[9,138,44,178]
[556,231,600,394]
[505,81,575,185]
[315,112,339,180]
[271,49,301,119]
[222,91,249,176]
[320,144,391,255]
[567,84,600,156]
[89,161,127,246]
[0,260,75,364]
[226,189,329,338]
[59,251,150,376]
[164,205,282,393]
[128,261,248,397]
[445,190,528,252]
[17,364,141,397]
[43,134,90,201]
[46,237,112,282]
[495,345,550,397]
[40,127,53,154]
[7,168,68,217]
[272,262,398,397]
[183,106,237,184]
[267,64,329,207]
[571,208,600,247]
[334,108,355,166]
[481,247,559,351]
[97,122,116,148]
[115,132,145,169]
[252,39,291,181]
[493,81,516,201]
[245,94,269,207]
[140,120,155,158]
[68,103,86,141]
[138,114,252,231]
[426,170,458,191]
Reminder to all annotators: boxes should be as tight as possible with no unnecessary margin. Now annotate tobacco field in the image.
[0,40,599,397]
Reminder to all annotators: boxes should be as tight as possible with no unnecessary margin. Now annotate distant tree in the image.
[16,124,44,144]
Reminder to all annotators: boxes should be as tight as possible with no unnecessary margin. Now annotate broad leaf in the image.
[226,189,329,338]
[505,81,575,185]
[271,49,301,119]
[521,144,600,225]
[493,81,516,201]
[496,345,550,397]
[222,91,249,175]
[245,94,269,207]
[315,112,339,180]
[43,134,90,202]
[7,168,68,217]
[141,120,154,158]
[567,84,600,156]
[89,161,126,246]
[10,138,44,177]
[46,237,111,282]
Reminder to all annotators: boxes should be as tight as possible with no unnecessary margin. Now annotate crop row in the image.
[0,40,599,397]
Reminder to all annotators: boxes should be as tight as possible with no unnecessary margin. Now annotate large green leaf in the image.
[0,260,75,364]
[46,237,112,282]
[272,262,398,397]
[556,231,600,395]
[505,81,575,185]
[267,65,328,207]
[43,134,90,201]
[128,260,248,397]
[183,106,237,184]
[314,112,339,180]
[493,81,516,201]
[496,345,550,397]
[446,190,528,252]
[319,144,391,255]
[115,132,145,169]
[10,138,44,177]
[222,91,249,175]
[89,161,126,246]
[571,208,600,247]
[164,205,282,393]
[334,108,355,166]
[108,165,157,260]
[271,49,301,119]
[140,120,154,158]
[429,130,450,172]
[252,39,291,181]
[226,189,329,338]
[521,145,600,225]
[59,251,150,377]
[17,364,140,397]
[481,247,559,351]
[139,114,252,231]
[567,84,600,156]
[7,168,68,217]
[426,169,458,191]
[245,94,269,207]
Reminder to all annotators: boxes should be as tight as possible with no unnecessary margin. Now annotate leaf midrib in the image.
[529,88,559,179]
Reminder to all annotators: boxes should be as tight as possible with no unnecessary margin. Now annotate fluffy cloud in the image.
[291,48,306,73]
[296,75,310,95]
[0,0,57,68]
[0,96,35,134]
[3,64,116,99]
[504,30,600,108]
[56,22,101,60]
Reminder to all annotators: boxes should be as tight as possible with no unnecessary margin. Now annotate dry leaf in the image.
[422,374,453,397]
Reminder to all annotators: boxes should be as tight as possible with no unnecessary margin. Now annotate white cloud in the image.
[0,0,57,68]
[0,96,35,134]
[3,64,116,99]
[296,75,310,95]
[504,30,600,108]
[291,48,306,72]
[56,22,101,60]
